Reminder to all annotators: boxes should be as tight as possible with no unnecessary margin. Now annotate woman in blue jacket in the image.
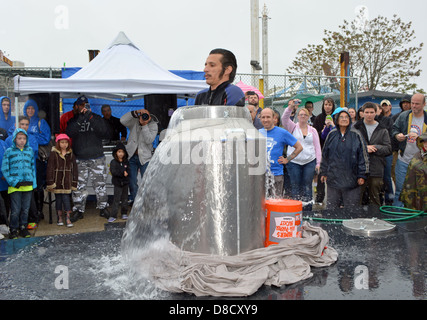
[319,109,369,209]
[0,96,15,133]
[8,99,51,145]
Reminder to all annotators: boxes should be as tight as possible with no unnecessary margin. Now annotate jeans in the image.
[286,159,316,204]
[9,191,32,231]
[393,159,409,207]
[129,154,149,202]
[55,193,72,212]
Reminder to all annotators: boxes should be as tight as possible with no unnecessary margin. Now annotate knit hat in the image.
[56,133,71,143]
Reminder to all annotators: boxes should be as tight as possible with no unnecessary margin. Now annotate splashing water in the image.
[121,105,267,289]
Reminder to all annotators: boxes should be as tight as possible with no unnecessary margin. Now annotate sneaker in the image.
[70,211,84,223]
[57,221,64,226]
[19,228,31,238]
[66,221,73,228]
[121,214,128,220]
[27,222,37,230]
[9,230,18,239]
[108,217,116,223]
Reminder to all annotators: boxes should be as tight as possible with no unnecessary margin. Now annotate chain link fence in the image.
[234,73,359,117]
[1,67,359,119]
[0,67,62,117]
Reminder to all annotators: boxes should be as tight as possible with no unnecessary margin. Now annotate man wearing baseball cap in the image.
[380,99,392,118]
[66,95,111,222]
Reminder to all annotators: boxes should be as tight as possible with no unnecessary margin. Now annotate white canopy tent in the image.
[13,32,208,101]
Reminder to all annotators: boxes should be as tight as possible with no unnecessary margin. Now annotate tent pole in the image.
[15,94,19,129]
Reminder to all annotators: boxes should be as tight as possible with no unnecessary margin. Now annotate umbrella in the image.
[235,81,265,99]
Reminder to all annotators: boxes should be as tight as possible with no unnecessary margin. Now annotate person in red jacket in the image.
[59,102,79,134]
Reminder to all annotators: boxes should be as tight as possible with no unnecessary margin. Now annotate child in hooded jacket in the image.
[108,142,130,222]
[2,128,37,239]
[46,134,78,227]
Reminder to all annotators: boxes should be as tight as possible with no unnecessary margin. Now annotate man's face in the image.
[77,103,86,113]
[381,103,391,114]
[401,101,411,111]
[363,108,376,123]
[411,94,426,115]
[204,53,230,89]
[247,94,259,107]
[260,109,275,130]
[102,107,112,119]
[2,99,10,114]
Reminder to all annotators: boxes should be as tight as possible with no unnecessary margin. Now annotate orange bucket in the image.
[265,199,303,247]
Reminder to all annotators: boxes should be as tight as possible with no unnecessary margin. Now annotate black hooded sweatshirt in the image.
[110,142,130,187]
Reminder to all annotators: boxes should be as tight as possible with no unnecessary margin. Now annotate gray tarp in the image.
[136,222,338,297]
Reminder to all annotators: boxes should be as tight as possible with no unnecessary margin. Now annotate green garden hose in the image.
[303,206,425,223]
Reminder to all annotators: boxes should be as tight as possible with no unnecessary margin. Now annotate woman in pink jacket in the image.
[281,100,322,210]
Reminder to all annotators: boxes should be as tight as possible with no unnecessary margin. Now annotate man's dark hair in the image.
[101,104,111,112]
[362,102,377,112]
[247,91,259,98]
[210,48,238,83]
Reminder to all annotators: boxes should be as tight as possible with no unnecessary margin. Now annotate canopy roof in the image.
[14,32,208,101]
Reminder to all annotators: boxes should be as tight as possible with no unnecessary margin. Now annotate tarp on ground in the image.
[13,32,208,101]
[133,222,338,297]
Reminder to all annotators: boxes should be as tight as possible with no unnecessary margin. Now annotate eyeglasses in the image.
[298,114,309,117]
[338,116,350,120]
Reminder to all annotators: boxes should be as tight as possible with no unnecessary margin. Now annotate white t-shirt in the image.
[399,115,425,164]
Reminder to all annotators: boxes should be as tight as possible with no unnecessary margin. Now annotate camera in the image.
[140,113,150,121]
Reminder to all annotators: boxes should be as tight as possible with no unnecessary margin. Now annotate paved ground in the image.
[20,198,130,238]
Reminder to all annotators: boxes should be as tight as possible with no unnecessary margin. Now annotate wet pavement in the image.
[0,205,425,300]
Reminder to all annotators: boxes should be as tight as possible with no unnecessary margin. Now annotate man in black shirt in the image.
[101,104,127,142]
[66,96,111,221]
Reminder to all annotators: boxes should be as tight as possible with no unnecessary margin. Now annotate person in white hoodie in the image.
[120,109,158,203]
[281,100,322,210]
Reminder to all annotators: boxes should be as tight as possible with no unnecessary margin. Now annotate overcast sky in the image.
[2,0,427,90]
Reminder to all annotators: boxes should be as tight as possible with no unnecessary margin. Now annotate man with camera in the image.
[120,108,158,204]
[66,95,111,222]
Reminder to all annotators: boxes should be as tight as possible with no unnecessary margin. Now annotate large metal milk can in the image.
[161,105,266,256]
